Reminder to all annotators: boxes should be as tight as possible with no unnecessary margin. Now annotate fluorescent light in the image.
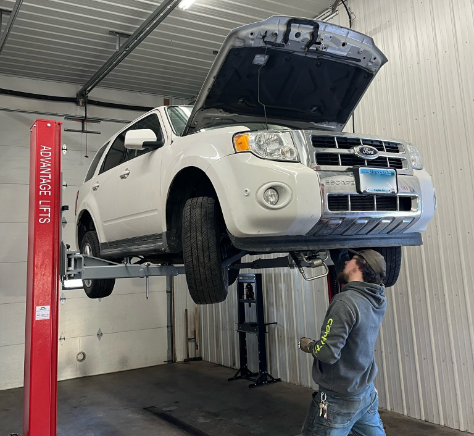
[179,0,196,10]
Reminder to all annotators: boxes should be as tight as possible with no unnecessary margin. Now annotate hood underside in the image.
[184,16,387,135]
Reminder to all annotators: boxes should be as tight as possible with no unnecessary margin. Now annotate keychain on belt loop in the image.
[319,392,329,419]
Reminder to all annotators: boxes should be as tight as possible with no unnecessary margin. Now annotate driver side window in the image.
[99,113,163,174]
[100,135,127,174]
[127,114,164,160]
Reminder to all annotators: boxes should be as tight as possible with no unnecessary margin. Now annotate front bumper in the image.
[229,232,422,253]
[206,153,434,241]
[310,169,434,238]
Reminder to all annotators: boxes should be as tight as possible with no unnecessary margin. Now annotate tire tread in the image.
[182,197,228,304]
[81,231,115,299]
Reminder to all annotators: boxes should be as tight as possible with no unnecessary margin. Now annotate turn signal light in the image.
[234,133,250,152]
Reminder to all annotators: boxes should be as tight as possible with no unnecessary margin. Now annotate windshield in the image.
[167,106,193,136]
[167,106,291,135]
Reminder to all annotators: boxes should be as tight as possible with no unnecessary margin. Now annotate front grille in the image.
[312,135,406,170]
[311,136,337,148]
[350,195,375,211]
[317,153,404,169]
[328,195,416,212]
[361,139,385,151]
[311,136,402,153]
[315,153,340,166]
[336,137,362,150]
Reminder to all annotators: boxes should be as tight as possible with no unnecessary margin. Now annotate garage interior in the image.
[0,0,473,435]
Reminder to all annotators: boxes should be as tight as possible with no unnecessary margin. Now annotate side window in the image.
[84,142,109,182]
[127,114,164,160]
[99,134,127,174]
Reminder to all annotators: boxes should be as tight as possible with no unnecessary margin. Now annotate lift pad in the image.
[23,120,62,436]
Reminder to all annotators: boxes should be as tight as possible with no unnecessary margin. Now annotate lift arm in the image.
[62,250,185,281]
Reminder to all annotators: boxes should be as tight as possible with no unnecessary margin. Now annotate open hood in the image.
[184,16,387,135]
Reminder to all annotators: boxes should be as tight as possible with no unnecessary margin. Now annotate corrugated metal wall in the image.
[178,1,474,432]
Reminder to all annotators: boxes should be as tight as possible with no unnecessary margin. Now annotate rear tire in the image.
[371,246,402,288]
[80,231,115,299]
[182,196,238,304]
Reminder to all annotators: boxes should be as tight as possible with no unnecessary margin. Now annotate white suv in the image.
[75,16,436,304]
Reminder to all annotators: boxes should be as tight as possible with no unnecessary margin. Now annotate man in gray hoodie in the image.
[298,249,387,436]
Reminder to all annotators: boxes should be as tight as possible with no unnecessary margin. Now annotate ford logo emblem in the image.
[354,145,379,160]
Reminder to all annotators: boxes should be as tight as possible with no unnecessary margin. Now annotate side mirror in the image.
[124,129,165,150]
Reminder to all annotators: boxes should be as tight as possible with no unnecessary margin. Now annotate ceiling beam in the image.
[77,0,182,103]
[0,0,24,56]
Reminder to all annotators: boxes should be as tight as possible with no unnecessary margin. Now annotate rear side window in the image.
[84,142,109,182]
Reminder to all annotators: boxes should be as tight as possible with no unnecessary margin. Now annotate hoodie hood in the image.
[184,16,387,135]
[343,281,386,308]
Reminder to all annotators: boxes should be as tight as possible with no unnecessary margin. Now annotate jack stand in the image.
[228,274,280,388]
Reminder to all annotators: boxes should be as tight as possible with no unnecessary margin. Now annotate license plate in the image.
[357,167,397,194]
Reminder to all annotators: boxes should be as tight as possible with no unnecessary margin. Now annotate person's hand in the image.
[298,337,314,353]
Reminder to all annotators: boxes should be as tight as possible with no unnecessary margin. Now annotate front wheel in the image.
[370,246,402,288]
[80,231,115,299]
[182,196,240,304]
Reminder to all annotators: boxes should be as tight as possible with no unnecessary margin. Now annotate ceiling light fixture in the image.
[178,0,196,10]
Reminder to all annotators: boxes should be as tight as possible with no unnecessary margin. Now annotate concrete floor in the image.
[0,361,470,436]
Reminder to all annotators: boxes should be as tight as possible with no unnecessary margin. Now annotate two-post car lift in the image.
[21,119,187,436]
[20,119,331,436]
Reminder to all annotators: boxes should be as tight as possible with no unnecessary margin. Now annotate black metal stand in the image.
[228,274,281,388]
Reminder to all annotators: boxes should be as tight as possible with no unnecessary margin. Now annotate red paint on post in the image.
[23,120,62,436]
[327,271,334,303]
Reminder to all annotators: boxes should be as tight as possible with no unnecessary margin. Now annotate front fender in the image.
[206,153,322,238]
[160,126,251,229]
[76,198,105,246]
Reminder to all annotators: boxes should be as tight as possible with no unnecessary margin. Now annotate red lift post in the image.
[23,119,62,436]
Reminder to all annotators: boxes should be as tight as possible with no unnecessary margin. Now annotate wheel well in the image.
[166,167,217,253]
[77,210,96,249]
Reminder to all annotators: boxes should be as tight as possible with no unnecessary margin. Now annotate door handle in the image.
[92,183,100,191]
[120,169,130,179]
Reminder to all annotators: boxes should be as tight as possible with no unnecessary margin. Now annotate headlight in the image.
[233,131,300,162]
[406,144,423,170]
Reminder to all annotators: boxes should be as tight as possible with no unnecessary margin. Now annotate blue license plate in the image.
[358,168,397,194]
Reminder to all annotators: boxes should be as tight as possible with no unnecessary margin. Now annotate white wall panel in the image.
[0,344,25,390]
[182,2,474,432]
[0,262,27,305]
[56,328,169,382]
[173,275,198,363]
[0,76,180,390]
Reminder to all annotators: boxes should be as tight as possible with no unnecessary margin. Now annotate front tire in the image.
[80,231,115,299]
[371,246,402,288]
[182,196,238,304]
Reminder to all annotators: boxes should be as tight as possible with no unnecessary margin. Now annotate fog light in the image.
[263,188,279,205]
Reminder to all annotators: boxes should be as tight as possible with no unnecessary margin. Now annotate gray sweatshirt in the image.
[309,281,387,396]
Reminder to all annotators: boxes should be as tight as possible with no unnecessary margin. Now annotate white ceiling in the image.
[0,0,334,99]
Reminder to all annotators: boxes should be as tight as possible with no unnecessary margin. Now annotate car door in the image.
[113,112,165,241]
[90,134,127,243]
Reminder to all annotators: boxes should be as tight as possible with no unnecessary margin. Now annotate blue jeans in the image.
[301,383,385,436]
